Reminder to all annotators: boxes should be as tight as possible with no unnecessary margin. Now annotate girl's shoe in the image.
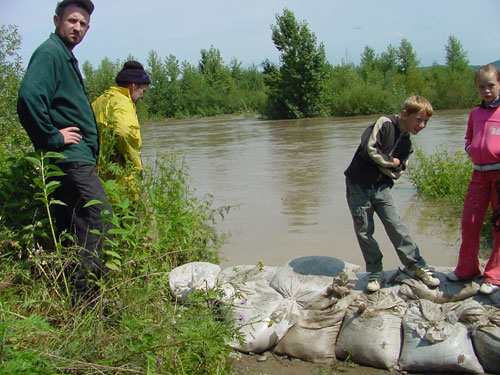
[479,282,500,294]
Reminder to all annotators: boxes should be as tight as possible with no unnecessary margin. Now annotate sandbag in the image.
[217,263,279,300]
[227,280,295,354]
[471,305,500,374]
[274,280,359,364]
[270,256,359,307]
[168,262,221,300]
[335,290,405,369]
[399,300,484,374]
[395,267,480,303]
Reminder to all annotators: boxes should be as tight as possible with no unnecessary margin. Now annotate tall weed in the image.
[407,147,472,209]
[0,149,237,374]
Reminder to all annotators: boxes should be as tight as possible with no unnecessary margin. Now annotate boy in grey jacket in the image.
[344,96,440,292]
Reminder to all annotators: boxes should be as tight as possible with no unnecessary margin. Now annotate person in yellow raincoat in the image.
[92,61,151,188]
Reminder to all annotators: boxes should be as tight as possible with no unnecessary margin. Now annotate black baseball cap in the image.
[56,0,94,15]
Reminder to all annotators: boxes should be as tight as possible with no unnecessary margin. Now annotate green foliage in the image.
[0,152,51,258]
[263,8,328,119]
[429,64,477,109]
[396,38,420,74]
[0,25,30,158]
[76,27,482,121]
[407,147,472,209]
[138,48,265,119]
[82,57,121,102]
[446,35,469,72]
[324,63,402,116]
[0,149,237,374]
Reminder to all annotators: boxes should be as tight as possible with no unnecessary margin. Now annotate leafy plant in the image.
[407,146,472,208]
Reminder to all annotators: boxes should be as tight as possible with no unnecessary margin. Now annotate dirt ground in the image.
[230,352,469,375]
[231,352,392,375]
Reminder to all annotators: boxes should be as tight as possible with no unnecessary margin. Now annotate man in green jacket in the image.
[17,0,112,303]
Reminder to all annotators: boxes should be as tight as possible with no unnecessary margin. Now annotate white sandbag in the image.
[217,263,279,300]
[168,262,221,300]
[395,267,480,303]
[335,291,405,369]
[270,256,360,307]
[228,280,295,354]
[471,305,500,374]
[274,290,358,364]
[399,300,484,374]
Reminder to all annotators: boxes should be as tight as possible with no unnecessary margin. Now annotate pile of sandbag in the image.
[168,256,500,374]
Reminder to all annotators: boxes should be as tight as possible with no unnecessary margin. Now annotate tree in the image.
[198,45,230,88]
[161,54,182,117]
[396,38,419,74]
[445,35,469,72]
[229,57,243,82]
[83,57,120,101]
[0,24,28,151]
[379,44,398,75]
[145,49,169,118]
[360,46,377,70]
[359,45,380,81]
[264,8,328,118]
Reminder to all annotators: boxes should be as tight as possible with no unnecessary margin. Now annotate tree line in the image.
[82,9,480,121]
[1,8,484,130]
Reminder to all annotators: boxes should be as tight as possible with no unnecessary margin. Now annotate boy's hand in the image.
[392,158,401,168]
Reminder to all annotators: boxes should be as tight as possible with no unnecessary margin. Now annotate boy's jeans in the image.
[345,178,425,273]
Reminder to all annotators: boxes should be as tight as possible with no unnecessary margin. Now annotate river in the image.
[141,109,470,270]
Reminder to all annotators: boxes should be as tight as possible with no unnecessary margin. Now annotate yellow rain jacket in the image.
[92,86,142,184]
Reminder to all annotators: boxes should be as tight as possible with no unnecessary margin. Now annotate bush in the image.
[0,150,237,374]
[407,146,472,209]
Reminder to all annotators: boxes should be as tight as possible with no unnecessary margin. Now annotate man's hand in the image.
[392,157,401,168]
[59,127,82,145]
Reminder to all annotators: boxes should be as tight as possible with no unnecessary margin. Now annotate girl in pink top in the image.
[447,65,500,294]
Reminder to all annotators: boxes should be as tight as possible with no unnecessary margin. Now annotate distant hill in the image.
[470,60,500,70]
[422,60,500,70]
[489,60,500,69]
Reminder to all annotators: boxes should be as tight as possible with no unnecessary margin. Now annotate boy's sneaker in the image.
[413,266,440,287]
[479,282,500,295]
[366,271,385,292]
[446,271,461,282]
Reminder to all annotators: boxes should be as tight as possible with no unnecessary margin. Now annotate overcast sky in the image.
[3,0,499,70]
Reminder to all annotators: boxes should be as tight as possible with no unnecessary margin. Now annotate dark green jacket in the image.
[17,33,98,164]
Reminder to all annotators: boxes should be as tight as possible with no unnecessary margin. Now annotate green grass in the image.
[0,149,237,374]
[407,146,472,210]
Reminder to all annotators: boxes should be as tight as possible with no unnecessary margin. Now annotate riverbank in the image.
[231,352,472,375]
[231,352,390,375]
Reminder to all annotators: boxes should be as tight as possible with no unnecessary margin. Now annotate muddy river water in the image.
[142,109,470,270]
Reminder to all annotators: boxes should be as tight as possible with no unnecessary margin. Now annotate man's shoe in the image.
[479,282,500,295]
[414,266,440,287]
[366,271,385,292]
[446,271,461,281]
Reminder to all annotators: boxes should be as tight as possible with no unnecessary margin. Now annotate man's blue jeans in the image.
[345,178,425,273]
